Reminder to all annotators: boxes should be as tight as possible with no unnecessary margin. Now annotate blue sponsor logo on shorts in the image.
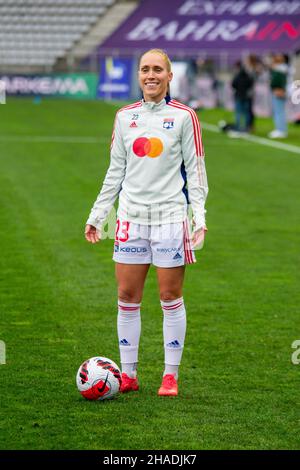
[120,247,147,253]
[157,247,178,253]
[173,252,182,260]
[114,243,119,252]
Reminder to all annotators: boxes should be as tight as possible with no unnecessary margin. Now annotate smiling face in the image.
[138,51,173,103]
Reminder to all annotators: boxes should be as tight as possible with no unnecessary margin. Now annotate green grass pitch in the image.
[0,98,299,450]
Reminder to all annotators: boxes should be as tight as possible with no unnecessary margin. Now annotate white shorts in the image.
[112,218,196,268]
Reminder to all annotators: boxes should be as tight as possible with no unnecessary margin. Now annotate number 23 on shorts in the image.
[115,219,130,242]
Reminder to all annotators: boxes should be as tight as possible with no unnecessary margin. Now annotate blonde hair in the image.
[138,49,172,95]
[139,48,172,72]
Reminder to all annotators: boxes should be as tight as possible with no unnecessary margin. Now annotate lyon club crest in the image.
[163,118,174,129]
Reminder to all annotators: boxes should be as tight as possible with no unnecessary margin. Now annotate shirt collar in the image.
[142,95,171,110]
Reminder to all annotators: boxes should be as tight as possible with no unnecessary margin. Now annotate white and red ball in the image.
[76,356,122,401]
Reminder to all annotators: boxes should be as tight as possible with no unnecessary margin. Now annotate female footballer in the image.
[85,49,208,396]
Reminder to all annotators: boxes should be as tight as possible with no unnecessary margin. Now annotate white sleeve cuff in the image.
[86,216,103,230]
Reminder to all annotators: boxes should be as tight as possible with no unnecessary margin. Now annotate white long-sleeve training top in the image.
[86,96,208,231]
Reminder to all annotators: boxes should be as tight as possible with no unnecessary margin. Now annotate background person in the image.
[231,60,254,134]
[244,54,263,133]
[268,53,288,139]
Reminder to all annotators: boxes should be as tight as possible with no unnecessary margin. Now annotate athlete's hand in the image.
[191,227,207,250]
[85,224,101,244]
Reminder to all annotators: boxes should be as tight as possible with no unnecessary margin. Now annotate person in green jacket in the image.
[268,53,288,139]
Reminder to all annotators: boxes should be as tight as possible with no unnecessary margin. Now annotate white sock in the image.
[117,300,141,378]
[161,297,186,380]
[164,365,179,378]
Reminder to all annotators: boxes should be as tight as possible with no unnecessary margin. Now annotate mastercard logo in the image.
[133,137,163,158]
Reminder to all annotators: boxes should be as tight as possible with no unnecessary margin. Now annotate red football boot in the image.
[158,374,178,396]
[120,373,139,393]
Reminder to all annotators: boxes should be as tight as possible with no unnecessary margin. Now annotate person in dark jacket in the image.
[244,54,263,132]
[231,61,254,133]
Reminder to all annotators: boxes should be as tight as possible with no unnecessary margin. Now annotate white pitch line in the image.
[0,135,107,144]
[0,123,299,155]
[201,122,300,155]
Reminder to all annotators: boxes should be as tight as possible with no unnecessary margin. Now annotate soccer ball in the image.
[76,356,122,401]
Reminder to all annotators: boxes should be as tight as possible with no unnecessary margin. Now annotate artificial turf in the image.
[0,98,299,450]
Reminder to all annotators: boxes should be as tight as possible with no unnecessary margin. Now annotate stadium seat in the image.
[0,0,115,69]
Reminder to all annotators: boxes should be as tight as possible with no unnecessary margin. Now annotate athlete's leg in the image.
[116,263,150,391]
[156,266,186,395]
[156,265,185,302]
[116,262,150,304]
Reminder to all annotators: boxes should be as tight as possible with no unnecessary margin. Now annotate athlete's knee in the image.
[160,291,182,302]
[118,288,142,304]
